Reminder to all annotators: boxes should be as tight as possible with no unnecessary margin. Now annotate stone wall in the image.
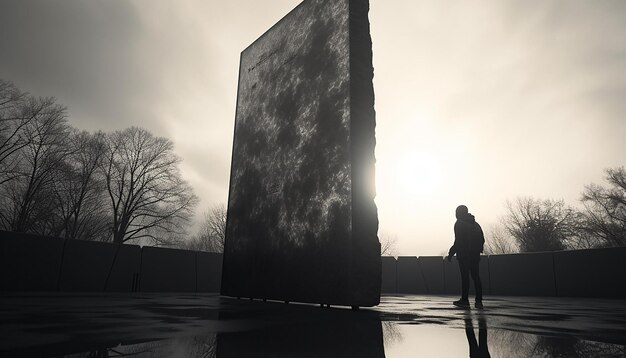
[0,231,222,294]
[380,248,626,299]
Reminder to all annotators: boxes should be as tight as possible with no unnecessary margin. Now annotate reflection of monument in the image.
[216,310,385,357]
[222,0,380,307]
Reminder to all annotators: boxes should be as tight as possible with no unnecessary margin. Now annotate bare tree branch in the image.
[0,89,69,234]
[379,231,398,256]
[101,127,198,245]
[183,204,226,253]
[484,222,519,254]
[501,197,576,252]
[579,167,626,247]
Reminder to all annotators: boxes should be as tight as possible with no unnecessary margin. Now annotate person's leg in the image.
[464,318,478,356]
[470,257,482,302]
[478,317,490,357]
[459,258,470,301]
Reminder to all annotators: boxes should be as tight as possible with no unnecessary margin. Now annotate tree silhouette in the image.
[185,204,226,253]
[1,79,201,245]
[52,130,109,241]
[484,223,518,254]
[0,80,31,185]
[579,167,626,247]
[502,197,576,252]
[379,232,398,256]
[102,127,197,245]
[0,90,69,234]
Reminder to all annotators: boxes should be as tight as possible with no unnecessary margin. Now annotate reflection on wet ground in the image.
[1,294,624,357]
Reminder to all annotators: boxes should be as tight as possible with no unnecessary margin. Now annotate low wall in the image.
[418,256,445,293]
[489,252,556,296]
[1,231,624,299]
[1,233,65,292]
[553,247,626,299]
[197,252,223,293]
[59,239,118,292]
[396,256,426,294]
[381,249,625,299]
[380,256,397,293]
[140,246,197,292]
[105,244,141,292]
[0,231,223,294]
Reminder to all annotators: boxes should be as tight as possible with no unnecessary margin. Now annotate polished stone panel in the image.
[223,0,379,306]
[417,256,445,293]
[140,247,196,292]
[489,252,556,296]
[197,252,223,293]
[396,256,426,294]
[104,244,141,292]
[553,247,626,299]
[381,256,397,293]
[0,231,64,292]
[58,239,117,292]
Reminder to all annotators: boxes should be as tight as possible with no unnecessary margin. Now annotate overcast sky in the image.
[1,0,625,255]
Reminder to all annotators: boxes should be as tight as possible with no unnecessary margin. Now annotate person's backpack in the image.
[469,222,485,254]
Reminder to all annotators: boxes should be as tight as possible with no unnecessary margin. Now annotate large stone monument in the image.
[222,0,380,307]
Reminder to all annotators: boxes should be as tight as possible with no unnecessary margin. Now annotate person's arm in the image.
[448,222,460,260]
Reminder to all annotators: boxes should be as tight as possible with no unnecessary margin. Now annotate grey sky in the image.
[1,0,625,255]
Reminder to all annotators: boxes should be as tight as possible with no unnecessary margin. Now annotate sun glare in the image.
[378,151,443,200]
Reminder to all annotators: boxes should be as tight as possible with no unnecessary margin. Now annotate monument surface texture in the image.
[222,0,380,307]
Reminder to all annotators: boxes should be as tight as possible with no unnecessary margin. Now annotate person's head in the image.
[455,205,468,219]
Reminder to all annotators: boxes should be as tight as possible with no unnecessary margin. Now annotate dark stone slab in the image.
[140,247,196,292]
[59,239,117,292]
[396,256,427,293]
[105,244,141,292]
[222,0,380,306]
[443,256,490,296]
[197,252,223,293]
[380,256,397,293]
[554,247,626,299]
[0,231,64,292]
[489,252,556,296]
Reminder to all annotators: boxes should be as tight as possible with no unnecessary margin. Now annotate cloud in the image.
[0,1,147,129]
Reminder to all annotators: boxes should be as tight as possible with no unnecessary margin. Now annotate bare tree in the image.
[52,130,110,241]
[579,167,626,247]
[379,232,398,256]
[0,93,69,234]
[102,127,197,245]
[484,222,519,254]
[502,197,576,252]
[0,79,30,185]
[185,204,226,253]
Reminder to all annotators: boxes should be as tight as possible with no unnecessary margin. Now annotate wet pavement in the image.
[1,294,625,357]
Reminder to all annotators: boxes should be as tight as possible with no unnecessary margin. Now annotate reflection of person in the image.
[464,317,491,357]
[447,205,485,309]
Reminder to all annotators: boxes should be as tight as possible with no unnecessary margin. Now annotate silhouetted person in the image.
[447,205,485,309]
[464,317,491,357]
